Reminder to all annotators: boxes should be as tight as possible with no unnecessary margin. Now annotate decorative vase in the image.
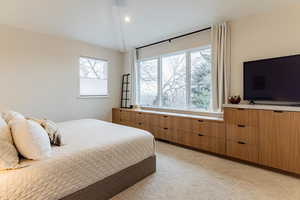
[228,95,241,104]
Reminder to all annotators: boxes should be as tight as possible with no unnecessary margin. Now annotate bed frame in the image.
[60,155,156,200]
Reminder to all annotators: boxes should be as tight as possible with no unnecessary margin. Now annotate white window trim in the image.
[137,45,216,113]
[78,56,109,99]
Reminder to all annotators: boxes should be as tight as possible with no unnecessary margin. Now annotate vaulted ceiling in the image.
[0,0,297,51]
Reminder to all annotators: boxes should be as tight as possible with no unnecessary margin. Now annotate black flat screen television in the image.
[244,54,300,102]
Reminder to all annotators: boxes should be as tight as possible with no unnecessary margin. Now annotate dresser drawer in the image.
[174,117,193,131]
[226,124,258,145]
[174,129,194,146]
[134,121,148,131]
[159,115,173,128]
[119,110,130,122]
[209,122,226,138]
[191,133,226,155]
[148,126,159,138]
[157,127,172,141]
[226,141,258,163]
[224,108,258,126]
[148,114,160,126]
[135,112,146,121]
[135,112,148,124]
[193,122,225,138]
[192,119,210,133]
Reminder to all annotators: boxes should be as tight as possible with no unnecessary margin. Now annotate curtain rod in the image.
[136,27,211,50]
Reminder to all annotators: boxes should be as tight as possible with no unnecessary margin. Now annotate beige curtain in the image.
[129,48,138,105]
[212,22,231,112]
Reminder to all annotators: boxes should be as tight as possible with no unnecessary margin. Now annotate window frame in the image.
[78,56,109,99]
[137,45,212,112]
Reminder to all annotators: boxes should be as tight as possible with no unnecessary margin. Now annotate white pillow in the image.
[0,117,19,170]
[2,111,25,123]
[10,119,52,160]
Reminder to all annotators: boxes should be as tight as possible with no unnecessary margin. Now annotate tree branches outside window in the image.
[138,47,212,111]
[80,57,107,80]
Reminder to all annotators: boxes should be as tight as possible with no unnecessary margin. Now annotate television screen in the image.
[244,55,300,102]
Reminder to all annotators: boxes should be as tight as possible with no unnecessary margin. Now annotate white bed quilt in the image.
[0,119,155,200]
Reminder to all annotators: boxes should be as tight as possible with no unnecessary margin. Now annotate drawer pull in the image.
[163,116,168,118]
[237,124,245,128]
[273,110,283,113]
[198,120,204,122]
[198,134,204,137]
[164,128,168,130]
[138,123,142,125]
[237,141,246,144]
[237,108,245,110]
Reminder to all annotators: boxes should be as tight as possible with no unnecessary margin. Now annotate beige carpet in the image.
[112,141,300,200]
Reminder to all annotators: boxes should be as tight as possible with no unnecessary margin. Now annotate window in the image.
[162,53,186,108]
[190,48,212,110]
[137,46,212,111]
[138,59,159,106]
[79,57,108,97]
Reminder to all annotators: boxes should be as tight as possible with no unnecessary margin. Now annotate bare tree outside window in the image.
[80,57,107,79]
[139,59,158,106]
[162,53,186,108]
[137,46,212,111]
[79,57,108,96]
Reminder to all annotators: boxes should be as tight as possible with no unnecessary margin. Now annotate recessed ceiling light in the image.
[124,16,131,23]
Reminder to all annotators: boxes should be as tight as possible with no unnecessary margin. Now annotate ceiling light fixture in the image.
[124,16,131,23]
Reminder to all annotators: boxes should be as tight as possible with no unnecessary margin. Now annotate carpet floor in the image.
[112,141,300,200]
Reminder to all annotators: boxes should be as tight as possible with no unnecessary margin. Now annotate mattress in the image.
[0,119,155,200]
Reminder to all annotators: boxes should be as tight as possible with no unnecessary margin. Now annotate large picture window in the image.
[137,46,212,111]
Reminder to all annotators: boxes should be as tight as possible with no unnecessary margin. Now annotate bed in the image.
[0,119,156,200]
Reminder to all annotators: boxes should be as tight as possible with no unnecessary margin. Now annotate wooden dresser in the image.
[112,108,226,155]
[224,104,300,174]
[113,105,300,175]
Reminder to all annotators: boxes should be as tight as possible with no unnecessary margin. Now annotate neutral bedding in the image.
[0,119,155,200]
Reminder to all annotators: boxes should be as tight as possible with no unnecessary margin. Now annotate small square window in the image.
[79,57,108,97]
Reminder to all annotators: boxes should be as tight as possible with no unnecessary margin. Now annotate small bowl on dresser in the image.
[228,95,241,104]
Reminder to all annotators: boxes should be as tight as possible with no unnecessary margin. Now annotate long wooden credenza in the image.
[112,104,300,175]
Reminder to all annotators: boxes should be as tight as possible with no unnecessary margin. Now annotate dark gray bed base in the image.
[60,156,156,200]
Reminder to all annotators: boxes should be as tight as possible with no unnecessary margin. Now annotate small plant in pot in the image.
[228,95,241,104]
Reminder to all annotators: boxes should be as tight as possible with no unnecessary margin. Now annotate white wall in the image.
[230,4,300,97]
[138,30,211,59]
[0,25,123,122]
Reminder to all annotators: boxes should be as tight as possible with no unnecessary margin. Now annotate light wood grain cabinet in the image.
[225,108,259,163]
[259,110,295,172]
[112,108,120,124]
[114,107,300,174]
[133,112,149,130]
[226,124,258,145]
[112,108,225,155]
[224,108,258,126]
[226,141,258,163]
[225,107,300,174]
[290,113,300,174]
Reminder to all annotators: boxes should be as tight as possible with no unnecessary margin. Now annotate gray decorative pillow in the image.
[41,120,63,146]
[26,118,63,146]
